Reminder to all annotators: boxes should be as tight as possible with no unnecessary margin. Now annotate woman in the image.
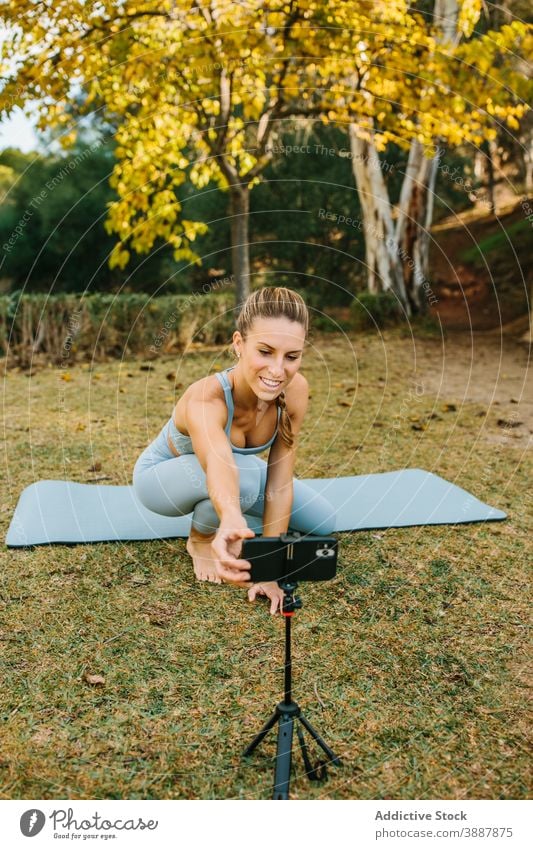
[133,287,336,614]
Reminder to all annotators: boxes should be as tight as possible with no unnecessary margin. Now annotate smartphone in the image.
[241,534,337,583]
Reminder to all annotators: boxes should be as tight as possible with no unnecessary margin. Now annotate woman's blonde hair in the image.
[234,287,309,448]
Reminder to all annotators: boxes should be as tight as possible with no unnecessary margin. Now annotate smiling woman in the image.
[132,286,336,615]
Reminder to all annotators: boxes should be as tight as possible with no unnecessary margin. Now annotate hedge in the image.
[0,287,363,368]
[0,290,237,367]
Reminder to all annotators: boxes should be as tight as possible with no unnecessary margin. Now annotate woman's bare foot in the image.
[186,530,222,583]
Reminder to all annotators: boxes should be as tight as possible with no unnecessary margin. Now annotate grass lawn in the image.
[1,330,530,799]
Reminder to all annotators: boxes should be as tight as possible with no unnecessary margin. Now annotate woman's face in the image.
[234,316,306,399]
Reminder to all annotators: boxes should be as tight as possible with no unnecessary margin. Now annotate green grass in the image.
[1,332,530,799]
[460,217,530,268]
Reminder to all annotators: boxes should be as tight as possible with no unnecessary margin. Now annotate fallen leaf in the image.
[87,461,102,472]
[166,371,176,381]
[442,403,457,412]
[497,418,522,428]
[140,602,178,627]
[83,673,105,686]
[131,574,150,585]
[60,372,72,382]
[31,727,53,745]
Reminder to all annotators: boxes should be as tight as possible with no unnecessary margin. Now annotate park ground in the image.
[1,324,530,799]
[428,199,532,332]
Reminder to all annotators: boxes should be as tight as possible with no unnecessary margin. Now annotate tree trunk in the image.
[348,128,440,316]
[524,135,533,195]
[348,0,458,316]
[229,186,250,304]
[481,139,497,213]
[348,125,410,313]
[395,139,440,314]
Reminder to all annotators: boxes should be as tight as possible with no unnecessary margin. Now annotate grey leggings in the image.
[132,425,336,535]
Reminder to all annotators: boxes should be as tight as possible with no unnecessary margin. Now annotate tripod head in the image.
[242,530,338,585]
[277,581,302,617]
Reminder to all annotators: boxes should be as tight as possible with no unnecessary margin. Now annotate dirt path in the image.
[429,201,531,330]
[415,330,532,448]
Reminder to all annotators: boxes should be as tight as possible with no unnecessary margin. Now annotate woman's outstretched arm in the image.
[262,373,309,535]
[186,398,254,582]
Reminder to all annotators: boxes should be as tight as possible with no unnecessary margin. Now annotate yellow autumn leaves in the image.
[0,0,530,273]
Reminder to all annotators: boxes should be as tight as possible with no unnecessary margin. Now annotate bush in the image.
[0,289,236,367]
[350,291,404,330]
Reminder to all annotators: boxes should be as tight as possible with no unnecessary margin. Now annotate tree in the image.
[0,142,120,291]
[330,0,532,314]
[0,139,190,293]
[1,1,335,302]
[1,1,529,312]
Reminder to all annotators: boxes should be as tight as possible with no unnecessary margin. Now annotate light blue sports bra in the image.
[166,366,281,455]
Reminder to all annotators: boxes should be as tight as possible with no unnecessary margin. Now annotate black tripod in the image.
[243,581,342,799]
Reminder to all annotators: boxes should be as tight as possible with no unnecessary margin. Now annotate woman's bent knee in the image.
[310,506,336,534]
[133,469,191,518]
[236,455,262,492]
[191,499,220,534]
[290,494,337,535]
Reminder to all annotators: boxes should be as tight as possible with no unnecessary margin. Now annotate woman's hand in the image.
[248,581,285,616]
[211,521,285,614]
[211,519,255,585]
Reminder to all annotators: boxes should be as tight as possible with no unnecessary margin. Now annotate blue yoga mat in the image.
[5,469,506,547]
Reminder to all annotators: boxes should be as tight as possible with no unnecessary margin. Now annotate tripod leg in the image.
[273,714,294,800]
[298,714,342,766]
[243,710,278,758]
[297,725,327,782]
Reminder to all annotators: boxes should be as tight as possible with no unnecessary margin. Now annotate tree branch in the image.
[212,67,233,155]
